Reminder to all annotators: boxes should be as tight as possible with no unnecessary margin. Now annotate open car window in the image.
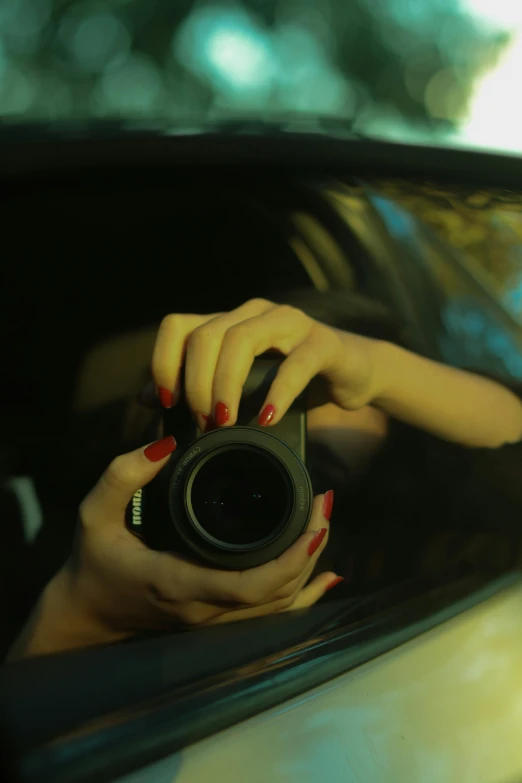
[2,132,522,782]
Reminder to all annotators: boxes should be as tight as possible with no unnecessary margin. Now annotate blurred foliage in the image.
[0,0,516,150]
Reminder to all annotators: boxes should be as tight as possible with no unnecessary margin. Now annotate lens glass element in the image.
[190,447,290,546]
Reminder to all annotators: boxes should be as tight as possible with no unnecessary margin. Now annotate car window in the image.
[2,148,522,782]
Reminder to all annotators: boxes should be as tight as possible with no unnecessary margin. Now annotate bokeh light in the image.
[93,53,164,115]
[0,0,521,155]
[0,0,51,56]
[458,2,522,153]
[58,5,131,74]
[174,6,276,107]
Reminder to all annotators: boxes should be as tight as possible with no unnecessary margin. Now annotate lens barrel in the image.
[168,427,312,569]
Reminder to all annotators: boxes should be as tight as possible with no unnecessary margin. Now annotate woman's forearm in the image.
[370,341,522,448]
[6,568,126,661]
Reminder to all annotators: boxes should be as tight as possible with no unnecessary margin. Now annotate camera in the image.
[126,355,313,569]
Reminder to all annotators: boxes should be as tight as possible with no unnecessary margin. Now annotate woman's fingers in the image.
[284,571,343,611]
[184,299,275,420]
[152,313,211,408]
[201,570,342,626]
[151,302,272,415]
[257,330,340,427]
[264,488,334,601]
[226,492,331,604]
[150,301,344,426]
[211,305,312,426]
[157,493,331,607]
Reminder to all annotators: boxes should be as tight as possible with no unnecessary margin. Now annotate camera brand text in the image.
[132,488,142,525]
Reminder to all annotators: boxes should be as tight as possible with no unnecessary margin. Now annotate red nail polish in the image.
[258,404,276,426]
[158,387,174,409]
[144,435,177,462]
[308,527,327,556]
[325,576,344,592]
[323,489,334,521]
[214,402,229,426]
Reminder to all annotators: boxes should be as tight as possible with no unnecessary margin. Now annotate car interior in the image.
[1,131,521,783]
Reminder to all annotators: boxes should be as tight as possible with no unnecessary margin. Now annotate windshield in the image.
[0,0,521,154]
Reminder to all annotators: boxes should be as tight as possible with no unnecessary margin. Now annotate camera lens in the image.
[189,446,291,547]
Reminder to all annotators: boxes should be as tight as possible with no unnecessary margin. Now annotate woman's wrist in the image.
[7,566,128,661]
[342,335,392,408]
[367,340,398,404]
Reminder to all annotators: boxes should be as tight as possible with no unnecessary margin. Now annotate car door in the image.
[2,574,520,783]
[169,576,522,783]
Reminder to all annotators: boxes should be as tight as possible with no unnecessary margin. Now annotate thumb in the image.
[83,436,177,519]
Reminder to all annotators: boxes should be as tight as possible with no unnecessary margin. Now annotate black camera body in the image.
[126,356,313,569]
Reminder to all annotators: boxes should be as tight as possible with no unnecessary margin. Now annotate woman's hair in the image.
[274,287,407,347]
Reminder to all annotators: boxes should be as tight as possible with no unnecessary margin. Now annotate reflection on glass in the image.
[369,187,522,376]
[373,183,522,325]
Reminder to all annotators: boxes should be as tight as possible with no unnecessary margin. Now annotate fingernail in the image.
[214,401,229,426]
[158,387,174,409]
[325,576,344,592]
[308,527,327,556]
[144,435,177,462]
[323,489,334,521]
[258,404,276,426]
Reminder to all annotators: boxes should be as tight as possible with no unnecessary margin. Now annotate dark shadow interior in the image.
[2,170,359,651]
[1,161,520,660]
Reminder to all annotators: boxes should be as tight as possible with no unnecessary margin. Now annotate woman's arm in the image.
[370,341,522,448]
[147,300,522,451]
[6,567,126,661]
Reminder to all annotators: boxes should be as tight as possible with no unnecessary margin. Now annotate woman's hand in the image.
[8,439,339,659]
[150,297,522,448]
[151,298,382,429]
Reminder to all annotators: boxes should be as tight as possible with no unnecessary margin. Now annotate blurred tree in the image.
[0,0,510,140]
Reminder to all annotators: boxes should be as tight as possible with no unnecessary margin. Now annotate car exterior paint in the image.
[120,580,522,783]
